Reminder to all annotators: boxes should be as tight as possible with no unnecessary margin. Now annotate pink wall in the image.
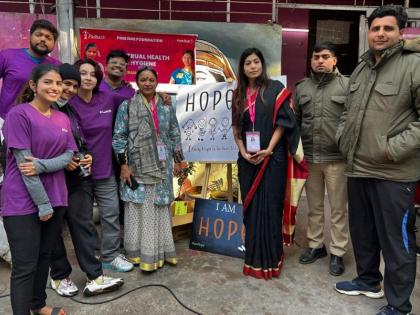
[0,12,59,58]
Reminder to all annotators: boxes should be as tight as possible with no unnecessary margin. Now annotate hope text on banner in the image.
[175,82,238,162]
[190,198,245,259]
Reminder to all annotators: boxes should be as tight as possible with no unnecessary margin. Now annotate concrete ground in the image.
[0,196,419,315]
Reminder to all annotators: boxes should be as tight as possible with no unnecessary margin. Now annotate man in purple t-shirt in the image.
[99,50,135,227]
[0,19,61,119]
[99,49,135,103]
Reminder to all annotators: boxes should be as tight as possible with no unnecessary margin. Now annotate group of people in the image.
[233,4,419,315]
[0,3,418,315]
[0,19,184,315]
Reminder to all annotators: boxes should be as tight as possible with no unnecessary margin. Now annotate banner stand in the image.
[172,161,238,228]
[200,162,235,202]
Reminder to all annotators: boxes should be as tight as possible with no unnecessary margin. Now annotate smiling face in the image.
[368,15,403,55]
[79,63,98,92]
[30,70,62,104]
[61,79,79,101]
[29,28,55,57]
[106,56,127,79]
[137,70,157,98]
[243,53,262,81]
[311,49,337,73]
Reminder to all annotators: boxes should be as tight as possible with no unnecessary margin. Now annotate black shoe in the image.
[376,305,408,315]
[329,254,345,276]
[299,245,327,264]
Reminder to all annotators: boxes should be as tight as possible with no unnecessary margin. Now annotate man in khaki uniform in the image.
[295,42,349,276]
[335,5,420,315]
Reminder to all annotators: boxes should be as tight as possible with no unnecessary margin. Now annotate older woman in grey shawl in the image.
[112,66,184,272]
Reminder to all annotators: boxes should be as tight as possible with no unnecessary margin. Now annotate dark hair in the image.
[73,58,103,93]
[182,49,194,60]
[84,42,97,52]
[368,4,408,30]
[106,49,130,64]
[313,42,337,56]
[232,48,269,135]
[30,19,59,41]
[135,66,158,86]
[19,64,61,103]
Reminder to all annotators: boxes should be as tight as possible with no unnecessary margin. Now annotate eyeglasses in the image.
[108,61,127,67]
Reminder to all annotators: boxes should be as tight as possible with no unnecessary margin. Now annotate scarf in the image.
[127,93,165,184]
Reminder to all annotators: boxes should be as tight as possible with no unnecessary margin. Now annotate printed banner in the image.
[80,28,197,84]
[190,198,245,259]
[175,82,238,162]
[76,19,282,81]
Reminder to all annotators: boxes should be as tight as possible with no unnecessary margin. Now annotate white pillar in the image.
[96,0,101,18]
[56,0,75,64]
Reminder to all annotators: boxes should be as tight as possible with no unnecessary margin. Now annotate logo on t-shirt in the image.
[61,128,68,133]
[99,109,112,114]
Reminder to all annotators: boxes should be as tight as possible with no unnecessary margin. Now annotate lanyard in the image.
[246,87,259,130]
[150,97,160,136]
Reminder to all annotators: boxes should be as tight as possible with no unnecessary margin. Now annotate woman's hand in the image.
[39,213,52,221]
[252,149,272,164]
[240,149,257,165]
[80,154,93,172]
[120,164,133,186]
[66,156,79,171]
[161,93,172,105]
[18,156,38,176]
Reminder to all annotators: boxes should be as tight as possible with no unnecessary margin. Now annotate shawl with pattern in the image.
[127,93,165,184]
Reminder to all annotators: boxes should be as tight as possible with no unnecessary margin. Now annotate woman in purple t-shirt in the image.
[1,64,76,315]
[69,59,133,272]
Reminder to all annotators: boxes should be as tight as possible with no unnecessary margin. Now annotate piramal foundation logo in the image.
[82,30,105,40]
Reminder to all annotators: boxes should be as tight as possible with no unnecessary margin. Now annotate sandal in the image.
[31,307,66,315]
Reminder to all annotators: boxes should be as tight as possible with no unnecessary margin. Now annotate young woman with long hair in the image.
[2,64,76,315]
[232,48,301,280]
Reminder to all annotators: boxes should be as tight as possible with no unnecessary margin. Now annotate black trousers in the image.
[50,178,102,281]
[4,207,65,315]
[348,177,417,313]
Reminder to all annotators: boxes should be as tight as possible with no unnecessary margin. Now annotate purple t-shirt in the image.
[0,48,61,118]
[69,90,121,180]
[1,104,77,216]
[99,79,135,104]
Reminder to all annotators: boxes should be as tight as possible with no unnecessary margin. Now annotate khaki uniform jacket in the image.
[295,69,348,163]
[336,40,420,182]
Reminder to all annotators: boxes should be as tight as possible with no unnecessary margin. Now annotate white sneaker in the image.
[83,274,124,297]
[102,254,134,272]
[51,277,79,297]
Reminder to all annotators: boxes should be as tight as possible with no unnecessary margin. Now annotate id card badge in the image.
[157,141,167,161]
[245,131,261,153]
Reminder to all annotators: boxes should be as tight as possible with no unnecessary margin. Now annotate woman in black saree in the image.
[232,48,300,280]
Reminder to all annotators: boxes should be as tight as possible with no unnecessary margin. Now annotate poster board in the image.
[80,28,197,83]
[175,82,238,162]
[190,198,245,259]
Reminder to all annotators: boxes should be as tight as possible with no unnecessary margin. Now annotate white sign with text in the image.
[175,82,238,162]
